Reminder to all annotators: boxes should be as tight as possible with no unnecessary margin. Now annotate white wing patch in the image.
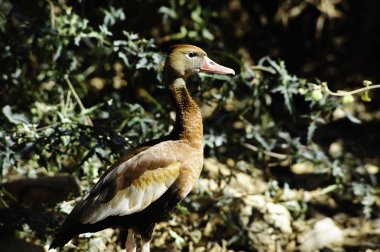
[82,162,180,224]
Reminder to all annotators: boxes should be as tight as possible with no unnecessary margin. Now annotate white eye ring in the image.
[186,52,197,59]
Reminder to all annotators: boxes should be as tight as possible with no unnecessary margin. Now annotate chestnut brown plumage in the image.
[49,44,235,252]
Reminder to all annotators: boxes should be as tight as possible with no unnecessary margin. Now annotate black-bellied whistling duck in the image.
[49,44,235,251]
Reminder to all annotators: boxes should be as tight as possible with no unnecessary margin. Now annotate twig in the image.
[250,65,276,74]
[35,122,62,132]
[47,0,55,30]
[238,115,289,160]
[321,82,380,96]
[64,76,93,126]
[242,142,289,160]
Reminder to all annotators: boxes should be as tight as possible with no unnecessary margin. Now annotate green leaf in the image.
[136,57,148,69]
[158,6,177,19]
[2,105,29,125]
[307,120,317,144]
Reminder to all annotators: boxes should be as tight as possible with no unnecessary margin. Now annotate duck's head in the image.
[165,44,235,79]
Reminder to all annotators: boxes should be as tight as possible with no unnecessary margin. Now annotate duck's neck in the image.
[165,76,203,148]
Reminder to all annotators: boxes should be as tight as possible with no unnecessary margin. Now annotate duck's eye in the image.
[187,52,197,59]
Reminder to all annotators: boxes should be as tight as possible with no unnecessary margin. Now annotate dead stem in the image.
[64,76,93,126]
[242,142,289,160]
[321,82,380,96]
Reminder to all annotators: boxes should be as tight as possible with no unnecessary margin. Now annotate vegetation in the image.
[1,0,380,251]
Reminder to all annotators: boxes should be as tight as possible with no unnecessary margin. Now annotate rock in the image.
[333,108,346,120]
[243,195,266,211]
[200,99,218,119]
[365,164,379,174]
[203,158,266,197]
[239,196,294,252]
[329,141,343,158]
[291,162,314,174]
[265,203,293,234]
[89,77,106,90]
[299,218,343,252]
[241,195,293,234]
[224,172,262,197]
[203,158,231,179]
[247,221,278,252]
[197,178,220,193]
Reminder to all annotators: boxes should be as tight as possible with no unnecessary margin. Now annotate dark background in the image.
[1,1,380,251]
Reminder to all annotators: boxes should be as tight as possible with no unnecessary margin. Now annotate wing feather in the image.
[81,161,180,224]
